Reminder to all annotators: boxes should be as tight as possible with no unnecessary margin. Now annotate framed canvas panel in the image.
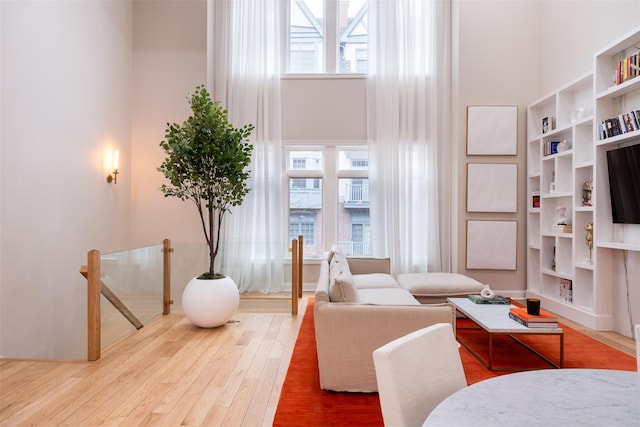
[466,220,517,270]
[467,105,518,155]
[467,163,517,213]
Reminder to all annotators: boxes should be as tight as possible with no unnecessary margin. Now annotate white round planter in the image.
[182,275,240,328]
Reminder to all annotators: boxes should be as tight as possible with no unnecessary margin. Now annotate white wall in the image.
[0,1,132,359]
[129,0,208,302]
[130,0,207,248]
[539,1,640,94]
[454,0,541,295]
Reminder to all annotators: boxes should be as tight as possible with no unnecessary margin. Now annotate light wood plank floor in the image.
[0,296,309,427]
[0,295,636,426]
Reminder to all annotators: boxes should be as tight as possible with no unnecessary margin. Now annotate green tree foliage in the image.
[158,86,254,279]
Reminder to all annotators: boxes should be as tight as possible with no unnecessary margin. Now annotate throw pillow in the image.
[329,265,360,303]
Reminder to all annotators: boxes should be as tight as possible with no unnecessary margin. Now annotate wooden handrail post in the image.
[291,239,299,315]
[87,249,101,361]
[297,235,303,298]
[163,238,173,315]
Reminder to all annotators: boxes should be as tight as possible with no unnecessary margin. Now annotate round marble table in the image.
[423,369,640,427]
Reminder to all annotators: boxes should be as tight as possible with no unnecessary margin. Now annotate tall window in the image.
[289,213,317,246]
[287,146,370,258]
[288,150,323,256]
[338,0,368,73]
[288,0,368,73]
[337,150,370,255]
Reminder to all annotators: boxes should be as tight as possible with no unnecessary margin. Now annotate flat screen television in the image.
[606,143,640,224]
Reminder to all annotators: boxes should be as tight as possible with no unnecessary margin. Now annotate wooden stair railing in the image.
[162,238,174,315]
[291,235,303,315]
[80,239,173,361]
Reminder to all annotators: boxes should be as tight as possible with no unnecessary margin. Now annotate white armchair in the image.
[373,323,467,427]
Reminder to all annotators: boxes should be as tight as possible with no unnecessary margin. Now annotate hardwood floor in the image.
[0,295,636,426]
[0,296,309,427]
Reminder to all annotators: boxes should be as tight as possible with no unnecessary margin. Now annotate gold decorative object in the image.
[585,221,594,262]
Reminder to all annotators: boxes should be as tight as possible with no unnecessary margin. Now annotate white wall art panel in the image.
[466,220,517,270]
[467,163,517,212]
[467,105,518,155]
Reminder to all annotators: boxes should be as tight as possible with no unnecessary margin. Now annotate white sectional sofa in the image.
[396,272,486,304]
[314,249,460,392]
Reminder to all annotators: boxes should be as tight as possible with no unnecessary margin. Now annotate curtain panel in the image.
[208,0,286,293]
[367,0,452,274]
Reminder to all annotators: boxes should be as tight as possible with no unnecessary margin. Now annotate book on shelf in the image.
[509,307,558,323]
[551,224,572,233]
[598,110,640,140]
[542,116,554,134]
[560,279,573,303]
[615,51,640,85]
[543,141,560,156]
[467,294,510,305]
[532,191,540,208]
[508,312,559,328]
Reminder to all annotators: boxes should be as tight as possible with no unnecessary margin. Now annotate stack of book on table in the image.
[508,307,559,328]
[551,224,572,233]
[467,294,510,304]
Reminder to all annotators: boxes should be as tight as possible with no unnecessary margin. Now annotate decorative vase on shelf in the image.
[182,276,240,328]
[556,207,568,225]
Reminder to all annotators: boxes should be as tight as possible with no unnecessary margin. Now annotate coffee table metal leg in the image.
[456,328,563,371]
[488,333,493,370]
[508,332,564,369]
[560,333,564,368]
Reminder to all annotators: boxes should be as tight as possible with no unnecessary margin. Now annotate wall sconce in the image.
[107,149,119,184]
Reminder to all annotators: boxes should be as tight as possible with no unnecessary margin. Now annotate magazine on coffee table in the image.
[467,294,511,304]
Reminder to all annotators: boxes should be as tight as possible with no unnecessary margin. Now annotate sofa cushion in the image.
[358,288,420,305]
[396,273,484,297]
[315,260,331,303]
[330,250,346,272]
[330,251,350,278]
[354,273,400,289]
[325,244,342,263]
[329,264,360,303]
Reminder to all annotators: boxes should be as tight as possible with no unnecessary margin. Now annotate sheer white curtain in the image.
[367,0,451,274]
[208,0,286,293]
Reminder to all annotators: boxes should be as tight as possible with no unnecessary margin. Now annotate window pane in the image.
[338,178,370,256]
[339,0,368,73]
[290,178,323,257]
[290,0,324,73]
[288,150,323,170]
[338,149,368,170]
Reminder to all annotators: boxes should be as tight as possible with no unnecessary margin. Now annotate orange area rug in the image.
[273,298,637,426]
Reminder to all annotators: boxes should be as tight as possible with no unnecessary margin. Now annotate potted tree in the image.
[158,85,254,327]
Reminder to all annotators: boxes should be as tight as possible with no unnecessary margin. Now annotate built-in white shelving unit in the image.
[592,28,640,332]
[527,27,640,331]
[527,72,596,328]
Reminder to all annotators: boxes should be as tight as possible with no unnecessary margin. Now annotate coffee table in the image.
[447,297,563,371]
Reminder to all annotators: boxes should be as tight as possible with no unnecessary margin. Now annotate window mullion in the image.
[323,146,337,249]
[283,0,291,72]
[336,169,368,179]
[324,0,337,73]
